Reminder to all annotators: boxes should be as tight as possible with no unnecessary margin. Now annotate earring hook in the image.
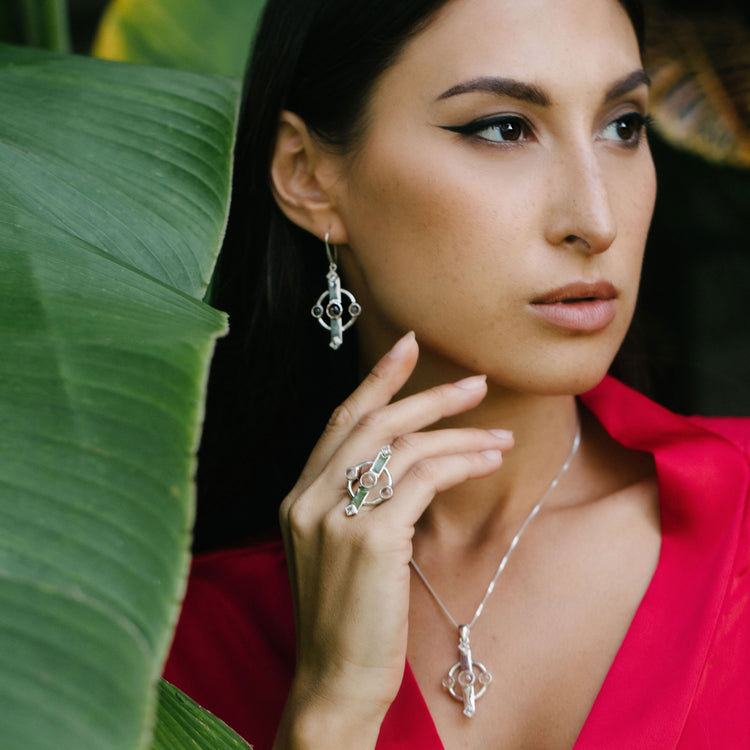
[324,231,338,266]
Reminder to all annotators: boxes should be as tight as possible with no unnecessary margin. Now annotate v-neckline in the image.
[377,377,748,750]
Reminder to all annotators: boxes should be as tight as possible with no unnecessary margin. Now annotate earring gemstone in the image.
[326,301,343,319]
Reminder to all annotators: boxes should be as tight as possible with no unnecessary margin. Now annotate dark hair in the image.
[194,0,647,552]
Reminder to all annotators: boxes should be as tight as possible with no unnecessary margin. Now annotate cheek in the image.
[336,131,656,393]
[340,136,542,332]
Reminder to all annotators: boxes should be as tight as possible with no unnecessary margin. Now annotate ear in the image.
[270,110,348,244]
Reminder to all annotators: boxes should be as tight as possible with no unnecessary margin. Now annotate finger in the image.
[319,374,491,489]
[278,501,302,638]
[290,377,494,523]
[281,331,417,530]
[386,427,514,482]
[293,331,419,494]
[330,430,512,523]
[380,450,505,526]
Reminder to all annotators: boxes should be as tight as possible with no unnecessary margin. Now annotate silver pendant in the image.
[311,263,361,350]
[442,625,492,718]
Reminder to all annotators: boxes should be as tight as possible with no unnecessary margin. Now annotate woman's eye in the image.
[442,116,530,143]
[600,113,649,144]
[475,117,528,142]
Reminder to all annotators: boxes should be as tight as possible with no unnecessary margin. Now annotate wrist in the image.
[273,682,385,750]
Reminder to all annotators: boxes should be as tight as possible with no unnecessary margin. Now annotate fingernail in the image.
[481,449,503,461]
[387,331,416,360]
[489,429,514,439]
[454,374,487,390]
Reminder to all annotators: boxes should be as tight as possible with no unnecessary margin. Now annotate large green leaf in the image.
[0,44,239,749]
[152,682,252,749]
[93,0,266,77]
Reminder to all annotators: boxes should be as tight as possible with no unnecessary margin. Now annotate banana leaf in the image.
[0,43,246,749]
[93,0,266,77]
[152,681,252,749]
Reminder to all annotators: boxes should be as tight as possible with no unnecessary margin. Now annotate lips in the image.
[530,281,618,332]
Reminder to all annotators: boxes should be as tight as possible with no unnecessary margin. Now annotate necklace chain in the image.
[409,421,581,717]
[410,421,582,631]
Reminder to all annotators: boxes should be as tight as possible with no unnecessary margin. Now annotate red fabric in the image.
[164,376,750,749]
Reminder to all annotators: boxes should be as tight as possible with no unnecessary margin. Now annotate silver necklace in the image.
[410,422,581,719]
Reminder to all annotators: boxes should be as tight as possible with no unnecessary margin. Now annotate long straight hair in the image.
[195,0,647,552]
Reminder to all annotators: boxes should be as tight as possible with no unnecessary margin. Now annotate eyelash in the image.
[442,115,531,143]
[598,113,653,147]
[442,112,652,146]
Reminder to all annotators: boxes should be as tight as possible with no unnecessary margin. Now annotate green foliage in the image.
[94,0,266,77]
[0,0,71,51]
[152,682,252,749]
[0,43,239,749]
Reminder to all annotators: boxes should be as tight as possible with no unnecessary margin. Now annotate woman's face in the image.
[330,0,656,395]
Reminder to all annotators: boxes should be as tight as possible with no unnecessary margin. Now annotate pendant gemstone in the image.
[411,423,582,720]
[442,625,492,718]
[458,670,475,686]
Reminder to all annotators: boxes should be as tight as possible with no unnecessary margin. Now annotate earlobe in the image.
[270,110,348,243]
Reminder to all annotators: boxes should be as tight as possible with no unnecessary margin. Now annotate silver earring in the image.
[310,233,361,350]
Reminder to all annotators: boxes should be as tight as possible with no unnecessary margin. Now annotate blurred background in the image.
[3,0,749,417]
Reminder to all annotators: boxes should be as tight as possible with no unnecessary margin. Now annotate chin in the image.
[486,339,622,398]
[554,367,612,396]
[517,368,611,398]
[537,325,631,395]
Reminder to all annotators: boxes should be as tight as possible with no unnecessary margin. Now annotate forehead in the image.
[378,0,641,103]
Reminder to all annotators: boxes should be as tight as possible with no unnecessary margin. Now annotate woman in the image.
[165,0,750,748]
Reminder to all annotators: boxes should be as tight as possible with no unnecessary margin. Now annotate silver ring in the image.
[344,445,393,516]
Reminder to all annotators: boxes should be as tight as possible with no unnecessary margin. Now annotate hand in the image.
[275,332,513,748]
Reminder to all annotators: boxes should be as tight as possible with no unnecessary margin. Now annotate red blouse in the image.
[164,376,750,749]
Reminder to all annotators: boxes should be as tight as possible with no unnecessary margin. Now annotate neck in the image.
[418,383,580,548]
[358,336,583,549]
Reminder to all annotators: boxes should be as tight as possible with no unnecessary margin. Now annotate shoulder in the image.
[687,415,750,461]
[176,538,293,646]
[163,538,295,746]
[581,381,750,743]
[165,540,292,666]
[188,538,289,598]
[582,375,750,468]
[582,374,750,586]
[581,376,750,565]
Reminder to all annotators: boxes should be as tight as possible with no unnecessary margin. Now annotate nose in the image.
[544,144,617,255]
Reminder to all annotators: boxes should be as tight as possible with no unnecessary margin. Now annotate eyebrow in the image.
[436,69,651,107]
[437,77,550,106]
[603,69,651,103]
